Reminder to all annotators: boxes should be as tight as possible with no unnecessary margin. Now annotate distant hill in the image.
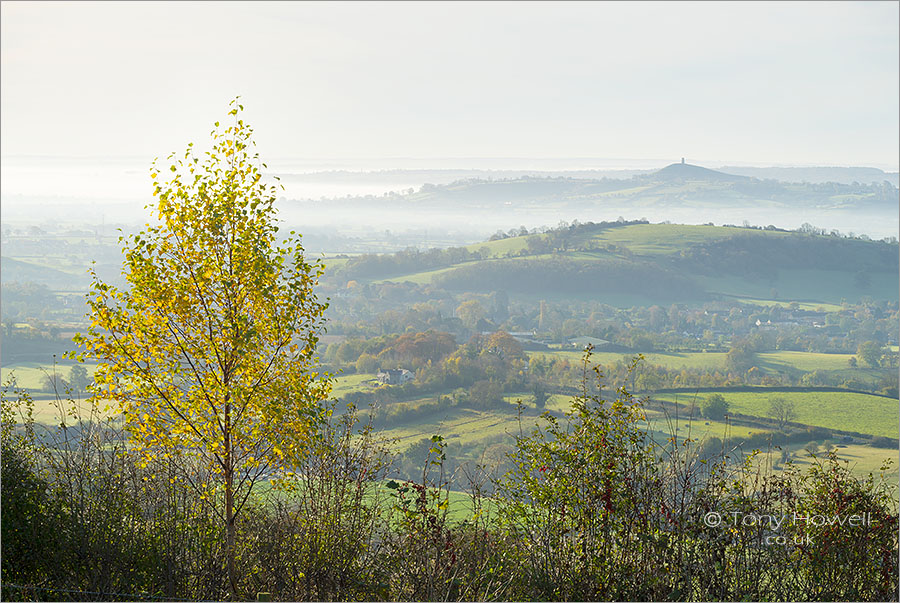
[332,222,900,306]
[294,162,899,213]
[652,162,749,183]
[717,165,899,186]
[0,257,89,290]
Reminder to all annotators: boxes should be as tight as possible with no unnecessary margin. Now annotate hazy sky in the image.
[2,1,898,168]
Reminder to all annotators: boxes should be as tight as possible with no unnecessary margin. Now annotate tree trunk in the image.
[225,400,237,599]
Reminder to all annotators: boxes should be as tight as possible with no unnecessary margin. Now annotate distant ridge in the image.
[653,162,749,182]
[717,165,899,186]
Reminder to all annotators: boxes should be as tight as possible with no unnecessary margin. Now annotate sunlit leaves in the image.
[70,101,332,512]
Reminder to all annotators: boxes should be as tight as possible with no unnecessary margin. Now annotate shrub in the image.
[701,393,730,420]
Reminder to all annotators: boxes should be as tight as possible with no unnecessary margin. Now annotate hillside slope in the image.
[332,222,899,306]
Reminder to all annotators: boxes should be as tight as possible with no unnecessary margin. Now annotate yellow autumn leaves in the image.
[71,100,332,502]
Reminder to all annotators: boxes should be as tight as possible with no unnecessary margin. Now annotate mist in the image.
[3,156,897,251]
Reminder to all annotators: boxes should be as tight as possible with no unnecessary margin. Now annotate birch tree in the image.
[73,99,331,597]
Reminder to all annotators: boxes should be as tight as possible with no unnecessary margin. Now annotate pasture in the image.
[527,349,730,370]
[698,268,899,305]
[572,223,763,256]
[332,372,378,396]
[651,390,898,438]
[528,348,881,382]
[755,443,898,483]
[378,407,523,451]
[2,361,99,391]
[756,351,858,372]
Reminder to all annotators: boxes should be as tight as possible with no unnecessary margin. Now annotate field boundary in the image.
[644,385,897,400]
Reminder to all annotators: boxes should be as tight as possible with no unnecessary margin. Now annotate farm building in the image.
[376,368,414,385]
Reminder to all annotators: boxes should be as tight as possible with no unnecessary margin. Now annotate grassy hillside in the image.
[651,390,897,438]
[345,222,898,306]
[571,222,768,255]
[2,362,99,391]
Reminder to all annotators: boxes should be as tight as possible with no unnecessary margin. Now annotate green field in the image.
[528,350,730,370]
[2,362,99,391]
[755,443,898,483]
[528,349,881,380]
[644,413,762,441]
[340,223,898,310]
[25,397,111,425]
[756,351,858,372]
[372,261,483,285]
[464,236,530,258]
[698,268,899,305]
[378,407,523,450]
[652,390,897,438]
[320,256,352,272]
[573,223,766,256]
[726,297,844,312]
[332,372,378,396]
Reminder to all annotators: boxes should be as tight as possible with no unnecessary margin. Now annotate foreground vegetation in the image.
[3,364,897,602]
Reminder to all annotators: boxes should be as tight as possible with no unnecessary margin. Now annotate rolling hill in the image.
[331,222,899,306]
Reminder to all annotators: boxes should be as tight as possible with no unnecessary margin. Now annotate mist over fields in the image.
[2,157,898,249]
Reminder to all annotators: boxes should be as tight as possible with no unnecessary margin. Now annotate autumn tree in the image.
[857,340,884,368]
[725,340,756,373]
[72,100,331,598]
[456,299,487,331]
[531,381,548,409]
[483,330,526,362]
[767,396,796,430]
[701,393,729,420]
[68,364,90,395]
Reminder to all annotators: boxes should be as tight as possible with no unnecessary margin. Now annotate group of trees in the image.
[39,365,89,395]
[1,282,60,321]
[326,269,897,361]
[857,340,892,368]
[327,330,458,373]
[677,231,899,279]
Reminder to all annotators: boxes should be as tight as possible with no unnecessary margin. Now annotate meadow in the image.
[651,389,897,438]
[528,348,880,379]
[757,443,898,480]
[332,372,378,396]
[697,269,900,305]
[571,222,768,256]
[528,349,730,370]
[1,361,98,391]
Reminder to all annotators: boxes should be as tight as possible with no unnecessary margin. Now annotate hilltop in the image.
[652,161,749,183]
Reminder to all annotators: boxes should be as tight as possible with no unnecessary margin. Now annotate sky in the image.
[1,1,898,169]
